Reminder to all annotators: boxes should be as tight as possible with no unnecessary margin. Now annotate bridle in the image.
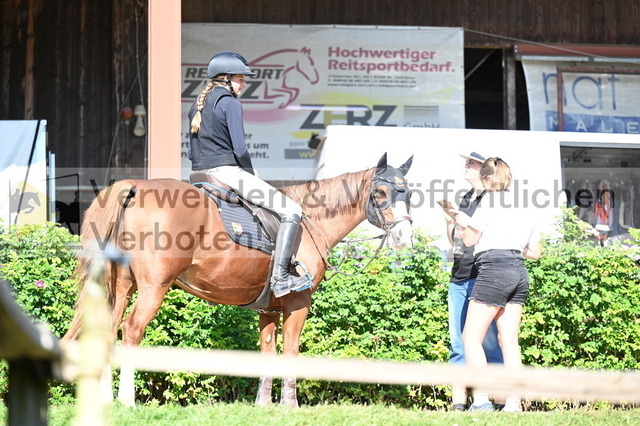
[304,170,414,280]
[366,173,413,233]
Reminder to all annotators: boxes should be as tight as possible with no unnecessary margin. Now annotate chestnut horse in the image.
[63,153,413,407]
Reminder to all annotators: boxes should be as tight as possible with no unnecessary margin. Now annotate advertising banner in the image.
[182,24,465,181]
[521,59,640,133]
[0,120,47,226]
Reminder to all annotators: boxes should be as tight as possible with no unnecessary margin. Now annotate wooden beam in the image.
[23,0,42,119]
[503,48,516,130]
[103,345,640,403]
[0,279,62,425]
[514,43,640,59]
[147,0,181,180]
[8,359,48,426]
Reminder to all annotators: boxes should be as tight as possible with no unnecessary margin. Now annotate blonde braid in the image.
[190,80,216,134]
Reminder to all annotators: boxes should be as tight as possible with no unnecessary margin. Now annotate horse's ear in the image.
[375,153,388,174]
[398,155,414,175]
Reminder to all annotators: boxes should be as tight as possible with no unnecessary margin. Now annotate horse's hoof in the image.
[255,377,273,407]
[279,377,299,408]
[279,399,299,409]
[117,399,137,409]
[117,392,137,408]
[254,393,273,407]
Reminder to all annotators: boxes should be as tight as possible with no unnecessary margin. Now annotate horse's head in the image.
[366,153,414,248]
[296,47,319,85]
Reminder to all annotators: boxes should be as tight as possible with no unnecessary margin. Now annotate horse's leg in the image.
[99,267,136,403]
[255,312,280,406]
[279,291,312,408]
[111,265,136,337]
[117,283,172,407]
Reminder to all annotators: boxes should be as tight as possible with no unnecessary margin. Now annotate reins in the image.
[327,232,389,280]
[302,215,390,281]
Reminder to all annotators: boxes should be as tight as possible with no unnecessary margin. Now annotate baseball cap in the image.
[459,152,486,163]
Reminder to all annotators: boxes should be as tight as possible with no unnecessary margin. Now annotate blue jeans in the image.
[448,278,503,364]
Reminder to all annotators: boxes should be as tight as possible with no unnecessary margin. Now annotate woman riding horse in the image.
[188,51,311,298]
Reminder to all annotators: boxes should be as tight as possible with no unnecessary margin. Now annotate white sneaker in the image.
[502,400,522,412]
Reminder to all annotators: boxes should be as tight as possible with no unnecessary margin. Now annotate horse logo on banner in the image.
[247,47,320,108]
[9,188,41,215]
[7,183,45,226]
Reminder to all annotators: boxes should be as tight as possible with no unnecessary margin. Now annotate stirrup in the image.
[271,262,313,298]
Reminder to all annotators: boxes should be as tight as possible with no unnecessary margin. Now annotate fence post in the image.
[7,359,49,426]
[0,278,64,426]
[72,256,112,426]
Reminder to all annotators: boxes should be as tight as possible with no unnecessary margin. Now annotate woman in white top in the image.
[454,157,542,412]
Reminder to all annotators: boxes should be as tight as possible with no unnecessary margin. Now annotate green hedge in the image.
[0,211,638,408]
[0,222,79,337]
[522,239,640,370]
[298,231,450,408]
[0,223,80,403]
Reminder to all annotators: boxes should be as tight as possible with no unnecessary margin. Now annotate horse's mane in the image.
[280,168,373,221]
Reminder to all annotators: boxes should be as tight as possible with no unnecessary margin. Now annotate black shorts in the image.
[471,249,529,308]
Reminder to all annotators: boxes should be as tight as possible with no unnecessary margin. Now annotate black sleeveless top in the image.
[450,188,485,282]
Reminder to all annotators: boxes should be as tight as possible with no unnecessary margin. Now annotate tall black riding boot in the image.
[270,214,313,298]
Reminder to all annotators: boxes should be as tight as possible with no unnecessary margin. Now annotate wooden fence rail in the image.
[96,345,639,403]
[2,272,640,426]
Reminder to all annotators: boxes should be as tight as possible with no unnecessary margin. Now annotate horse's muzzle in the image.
[389,215,413,249]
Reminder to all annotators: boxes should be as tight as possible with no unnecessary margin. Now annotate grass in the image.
[2,403,639,425]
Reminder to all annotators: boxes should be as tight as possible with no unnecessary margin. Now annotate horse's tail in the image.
[63,180,137,341]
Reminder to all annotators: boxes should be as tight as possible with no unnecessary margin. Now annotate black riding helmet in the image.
[207,51,256,78]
